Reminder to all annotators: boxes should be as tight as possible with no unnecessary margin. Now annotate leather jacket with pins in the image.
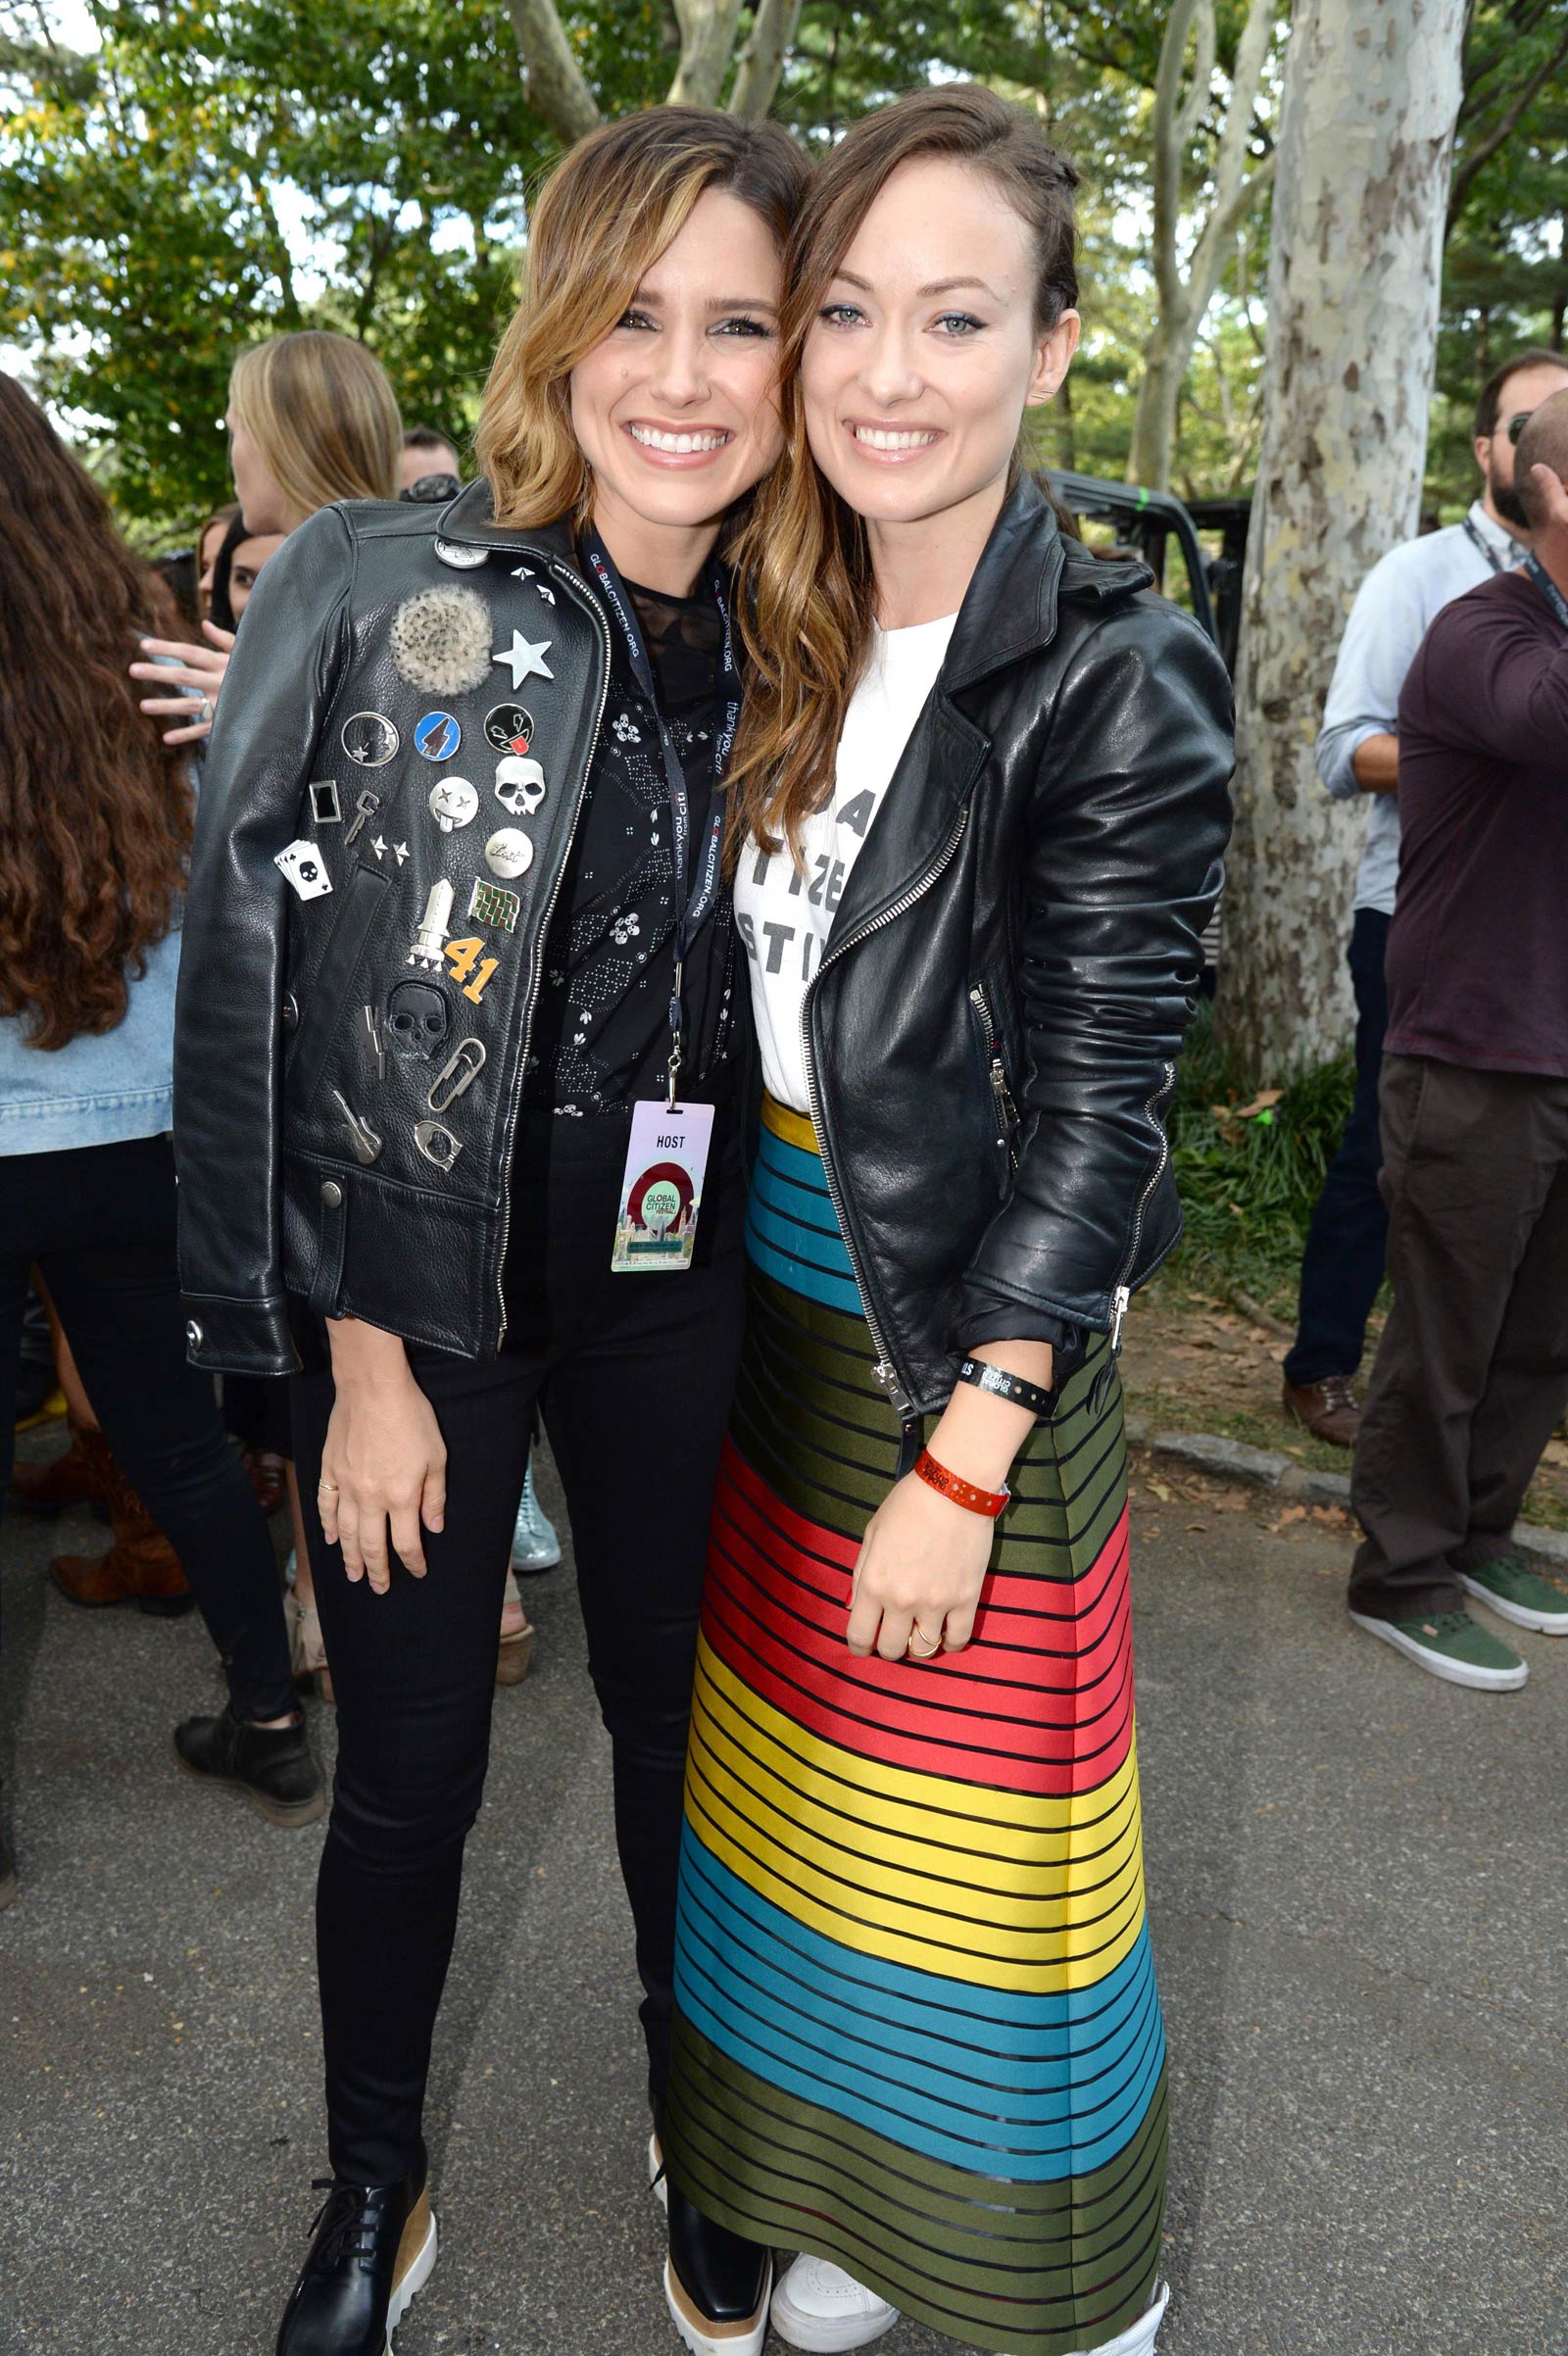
[173,473,1232,1405]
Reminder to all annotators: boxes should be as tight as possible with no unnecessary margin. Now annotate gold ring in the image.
[318,1479,340,1493]
[907,1624,941,1656]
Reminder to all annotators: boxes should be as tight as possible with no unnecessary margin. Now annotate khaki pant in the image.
[1349,1054,1568,1621]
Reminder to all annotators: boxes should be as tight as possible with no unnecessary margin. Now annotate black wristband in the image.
[956,1357,1054,1419]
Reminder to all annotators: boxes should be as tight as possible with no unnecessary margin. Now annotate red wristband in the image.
[913,1448,1009,1520]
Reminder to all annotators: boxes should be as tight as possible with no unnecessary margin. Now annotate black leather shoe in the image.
[275,2149,435,2355]
[664,2185,770,2355]
[173,1704,326,1827]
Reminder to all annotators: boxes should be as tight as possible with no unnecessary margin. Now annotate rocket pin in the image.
[407,879,454,971]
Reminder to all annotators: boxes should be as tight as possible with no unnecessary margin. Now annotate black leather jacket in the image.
[174,473,1231,1404]
[174,480,618,1374]
[799,473,1233,1418]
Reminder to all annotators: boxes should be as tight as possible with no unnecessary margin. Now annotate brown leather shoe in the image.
[50,1436,193,1618]
[1282,1374,1361,1448]
[10,1415,108,1514]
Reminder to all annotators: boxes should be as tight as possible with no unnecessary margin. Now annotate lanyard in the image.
[1525,552,1568,633]
[1461,515,1506,576]
[580,529,741,1106]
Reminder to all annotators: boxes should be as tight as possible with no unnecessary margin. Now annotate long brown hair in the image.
[0,374,196,1052]
[228,330,402,524]
[728,85,1081,860]
[476,106,808,532]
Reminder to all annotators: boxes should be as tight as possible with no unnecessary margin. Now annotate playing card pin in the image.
[275,841,333,901]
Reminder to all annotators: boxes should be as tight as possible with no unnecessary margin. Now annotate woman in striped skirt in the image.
[657,84,1233,2356]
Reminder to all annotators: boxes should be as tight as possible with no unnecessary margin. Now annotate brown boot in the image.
[10,1414,109,1515]
[50,1438,193,1617]
[1281,1374,1362,1448]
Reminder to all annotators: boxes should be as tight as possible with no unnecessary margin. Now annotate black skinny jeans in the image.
[290,1115,745,2184]
[0,1134,294,1721]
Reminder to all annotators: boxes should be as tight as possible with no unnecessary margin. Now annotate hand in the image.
[847,1469,995,1660]
[129,622,235,745]
[318,1323,447,1593]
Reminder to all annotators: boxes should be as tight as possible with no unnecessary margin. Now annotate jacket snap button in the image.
[185,1319,203,1348]
[320,1179,344,1208]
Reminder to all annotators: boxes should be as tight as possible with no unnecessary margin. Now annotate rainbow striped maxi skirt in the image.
[663,1099,1167,2354]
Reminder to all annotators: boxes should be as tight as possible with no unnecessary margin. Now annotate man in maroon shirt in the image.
[1348,392,1568,1691]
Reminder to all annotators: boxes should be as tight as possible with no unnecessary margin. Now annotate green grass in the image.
[1166,1003,1355,1314]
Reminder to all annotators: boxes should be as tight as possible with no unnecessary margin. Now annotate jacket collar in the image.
[435,475,580,565]
[940,471,1152,697]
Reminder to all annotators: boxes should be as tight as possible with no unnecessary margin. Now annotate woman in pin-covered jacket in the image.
[172,109,808,2356]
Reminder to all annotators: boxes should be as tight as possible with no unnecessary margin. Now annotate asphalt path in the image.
[3,1431,1565,2356]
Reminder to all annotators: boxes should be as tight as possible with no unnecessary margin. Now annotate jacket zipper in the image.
[968,981,1019,1187]
[801,808,969,1420]
[492,557,612,1345]
[1104,1058,1176,1360]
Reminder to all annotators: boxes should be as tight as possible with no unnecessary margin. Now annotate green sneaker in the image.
[1348,1605,1528,1691]
[1459,1550,1568,1636]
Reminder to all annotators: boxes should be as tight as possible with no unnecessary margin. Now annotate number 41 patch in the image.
[444,937,500,1006]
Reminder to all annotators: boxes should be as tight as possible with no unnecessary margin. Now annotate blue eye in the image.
[934,312,984,337]
[818,303,863,329]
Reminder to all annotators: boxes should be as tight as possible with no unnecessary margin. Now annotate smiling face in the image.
[568,187,786,583]
[801,156,1079,548]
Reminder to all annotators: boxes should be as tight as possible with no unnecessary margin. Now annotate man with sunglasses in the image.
[1280,346,1568,1450]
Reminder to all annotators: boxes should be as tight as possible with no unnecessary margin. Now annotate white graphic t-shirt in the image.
[735,610,958,1115]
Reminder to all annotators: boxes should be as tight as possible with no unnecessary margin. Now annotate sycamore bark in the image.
[1221,0,1467,1084]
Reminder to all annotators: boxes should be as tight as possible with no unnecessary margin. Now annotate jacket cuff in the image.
[180,1292,302,1378]
[956,1302,1088,1374]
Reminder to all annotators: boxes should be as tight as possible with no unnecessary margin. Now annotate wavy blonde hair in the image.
[476,106,808,531]
[727,85,1081,863]
[228,330,401,524]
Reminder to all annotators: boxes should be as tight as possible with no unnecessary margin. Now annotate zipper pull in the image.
[1108,1284,1131,1356]
[873,1358,914,1419]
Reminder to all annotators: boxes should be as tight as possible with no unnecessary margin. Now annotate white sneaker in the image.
[770,2255,899,2352]
[1015,2280,1169,2356]
[511,1462,563,1572]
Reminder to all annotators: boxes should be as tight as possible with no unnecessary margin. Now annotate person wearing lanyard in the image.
[170,109,808,2356]
[1280,343,1568,1451]
[1345,394,1568,1691]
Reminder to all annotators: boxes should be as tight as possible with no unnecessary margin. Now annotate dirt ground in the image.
[1121,1266,1568,1532]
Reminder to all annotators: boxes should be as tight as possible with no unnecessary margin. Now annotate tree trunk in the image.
[1220,0,1467,1086]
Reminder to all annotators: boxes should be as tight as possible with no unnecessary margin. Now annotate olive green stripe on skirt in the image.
[731,1267,1130,1581]
[665,2017,1167,2354]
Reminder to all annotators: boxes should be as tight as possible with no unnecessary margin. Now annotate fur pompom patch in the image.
[389,586,493,697]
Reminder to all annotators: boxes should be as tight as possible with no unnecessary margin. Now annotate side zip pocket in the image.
[968,983,1019,1196]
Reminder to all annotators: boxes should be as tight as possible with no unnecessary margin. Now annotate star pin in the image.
[537,584,556,605]
[511,564,534,581]
[393,841,410,865]
[492,630,554,689]
[371,835,388,859]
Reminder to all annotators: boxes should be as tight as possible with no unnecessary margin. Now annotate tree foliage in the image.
[2,0,1564,538]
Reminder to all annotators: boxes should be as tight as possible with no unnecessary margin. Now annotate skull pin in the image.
[494,756,546,818]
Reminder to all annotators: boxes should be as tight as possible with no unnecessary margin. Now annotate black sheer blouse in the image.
[523,574,740,1115]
